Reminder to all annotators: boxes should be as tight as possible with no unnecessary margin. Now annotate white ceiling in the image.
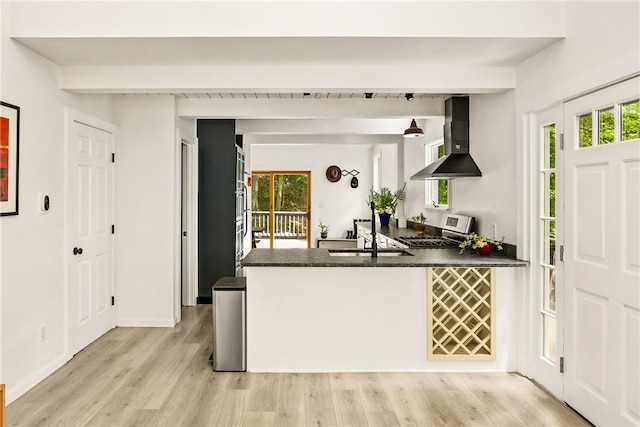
[15,36,557,68]
[6,1,565,138]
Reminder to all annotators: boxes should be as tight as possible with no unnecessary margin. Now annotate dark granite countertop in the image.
[242,247,528,268]
[242,222,527,268]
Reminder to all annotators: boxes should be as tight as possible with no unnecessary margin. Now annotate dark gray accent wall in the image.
[197,119,236,299]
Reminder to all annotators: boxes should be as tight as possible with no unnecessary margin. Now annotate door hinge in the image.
[559,245,564,262]
[111,153,115,163]
[111,296,115,306]
[559,133,564,150]
[111,224,115,234]
[560,356,564,373]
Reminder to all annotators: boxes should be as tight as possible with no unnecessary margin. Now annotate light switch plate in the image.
[37,192,50,214]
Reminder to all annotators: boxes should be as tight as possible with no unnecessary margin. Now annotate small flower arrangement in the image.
[458,232,504,254]
[318,220,329,238]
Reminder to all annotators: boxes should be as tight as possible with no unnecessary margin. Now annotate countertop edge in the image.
[241,248,529,268]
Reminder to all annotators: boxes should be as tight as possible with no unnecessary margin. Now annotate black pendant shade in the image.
[403,119,424,138]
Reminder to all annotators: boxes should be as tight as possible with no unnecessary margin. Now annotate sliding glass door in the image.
[251,171,311,248]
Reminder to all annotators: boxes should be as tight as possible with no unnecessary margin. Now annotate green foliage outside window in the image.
[578,100,639,148]
[437,144,449,205]
[622,100,640,141]
[599,107,615,145]
[578,114,593,147]
[252,174,308,212]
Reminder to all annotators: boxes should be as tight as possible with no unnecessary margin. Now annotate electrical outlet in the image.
[491,223,498,239]
[40,325,47,342]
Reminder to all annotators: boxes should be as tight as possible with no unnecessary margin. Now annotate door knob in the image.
[73,247,83,255]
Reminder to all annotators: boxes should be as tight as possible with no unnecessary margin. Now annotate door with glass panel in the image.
[251,171,311,248]
[530,106,564,398]
[563,77,639,426]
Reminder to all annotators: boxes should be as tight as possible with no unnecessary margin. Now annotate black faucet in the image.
[370,201,378,258]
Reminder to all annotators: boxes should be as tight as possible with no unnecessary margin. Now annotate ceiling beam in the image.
[62,64,515,94]
[243,134,403,145]
[177,98,443,119]
[236,119,433,134]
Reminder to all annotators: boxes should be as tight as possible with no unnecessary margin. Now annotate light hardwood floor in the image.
[7,305,589,427]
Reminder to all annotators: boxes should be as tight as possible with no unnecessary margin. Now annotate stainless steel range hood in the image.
[410,96,481,180]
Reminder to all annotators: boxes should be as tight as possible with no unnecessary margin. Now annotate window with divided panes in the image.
[577,99,639,148]
[540,123,557,363]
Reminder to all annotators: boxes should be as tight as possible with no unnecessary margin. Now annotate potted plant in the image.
[318,220,329,238]
[367,184,406,226]
[412,212,427,234]
[458,232,504,255]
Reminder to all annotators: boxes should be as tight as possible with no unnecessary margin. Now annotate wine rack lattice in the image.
[427,267,496,360]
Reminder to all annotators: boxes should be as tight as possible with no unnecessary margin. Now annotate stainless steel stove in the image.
[396,213,475,249]
[395,235,460,248]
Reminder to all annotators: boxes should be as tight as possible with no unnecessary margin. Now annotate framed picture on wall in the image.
[1,101,20,216]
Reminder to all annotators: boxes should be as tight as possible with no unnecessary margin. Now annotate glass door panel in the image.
[540,123,557,365]
[529,105,564,400]
[251,171,310,248]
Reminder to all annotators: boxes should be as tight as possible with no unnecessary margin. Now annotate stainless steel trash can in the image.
[212,277,246,372]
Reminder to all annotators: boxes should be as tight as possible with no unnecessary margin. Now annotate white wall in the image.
[0,36,114,402]
[452,92,517,243]
[372,142,400,191]
[514,1,640,257]
[250,144,373,241]
[113,95,177,327]
[516,1,639,113]
[403,118,444,224]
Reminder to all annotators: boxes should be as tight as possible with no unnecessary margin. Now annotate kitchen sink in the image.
[328,249,413,257]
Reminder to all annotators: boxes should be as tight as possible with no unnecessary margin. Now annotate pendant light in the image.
[403,119,424,138]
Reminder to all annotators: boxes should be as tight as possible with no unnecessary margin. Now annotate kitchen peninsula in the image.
[242,225,527,373]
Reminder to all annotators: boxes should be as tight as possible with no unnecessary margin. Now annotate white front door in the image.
[563,77,639,426]
[529,105,564,399]
[67,119,115,356]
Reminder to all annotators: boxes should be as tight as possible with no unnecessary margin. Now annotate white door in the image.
[529,105,564,398]
[181,141,189,305]
[68,119,115,356]
[563,77,640,426]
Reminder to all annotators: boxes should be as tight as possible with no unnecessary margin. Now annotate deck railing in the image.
[252,211,308,239]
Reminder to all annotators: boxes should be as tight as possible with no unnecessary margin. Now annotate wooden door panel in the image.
[622,161,640,276]
[574,164,607,265]
[77,164,91,239]
[573,290,607,400]
[563,76,640,426]
[95,253,108,313]
[622,307,640,422]
[68,119,114,356]
[78,258,92,324]
[96,166,109,235]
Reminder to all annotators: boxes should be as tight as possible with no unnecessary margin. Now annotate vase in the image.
[320,232,328,239]
[415,224,426,235]
[378,213,391,226]
[477,243,493,255]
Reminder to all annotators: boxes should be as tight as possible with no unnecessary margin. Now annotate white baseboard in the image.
[116,318,176,327]
[6,352,71,405]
